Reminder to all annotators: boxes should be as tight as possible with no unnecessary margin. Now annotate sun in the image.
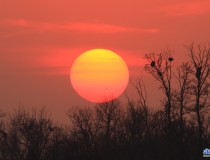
[70,49,129,103]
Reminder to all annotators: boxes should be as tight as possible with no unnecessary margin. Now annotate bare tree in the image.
[130,77,150,138]
[95,99,122,144]
[68,107,99,151]
[186,43,210,147]
[175,62,192,136]
[145,51,174,124]
[8,108,54,160]
[45,125,71,160]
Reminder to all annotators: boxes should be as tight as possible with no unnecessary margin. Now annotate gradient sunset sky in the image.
[1,0,210,123]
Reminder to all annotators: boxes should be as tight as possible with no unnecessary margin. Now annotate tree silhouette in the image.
[68,107,98,159]
[145,51,174,125]
[187,43,210,149]
[174,62,192,137]
[0,43,210,160]
[6,108,54,160]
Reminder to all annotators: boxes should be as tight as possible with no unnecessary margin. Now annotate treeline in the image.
[0,43,210,160]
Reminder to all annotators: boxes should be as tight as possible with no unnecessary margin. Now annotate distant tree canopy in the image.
[0,43,210,160]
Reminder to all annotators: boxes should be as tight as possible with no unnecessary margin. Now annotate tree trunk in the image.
[196,94,203,148]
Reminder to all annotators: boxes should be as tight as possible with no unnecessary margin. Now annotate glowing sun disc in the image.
[70,49,129,103]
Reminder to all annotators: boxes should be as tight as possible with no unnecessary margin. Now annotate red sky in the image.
[1,0,210,123]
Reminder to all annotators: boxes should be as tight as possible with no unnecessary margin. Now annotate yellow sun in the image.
[70,49,129,103]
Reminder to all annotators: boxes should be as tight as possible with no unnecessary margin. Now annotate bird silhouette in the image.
[157,70,163,77]
[168,57,174,62]
[196,66,202,79]
[151,61,155,67]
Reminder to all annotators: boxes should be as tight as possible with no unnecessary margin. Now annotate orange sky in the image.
[1,0,210,123]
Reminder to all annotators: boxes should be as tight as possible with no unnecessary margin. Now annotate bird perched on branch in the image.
[151,61,155,67]
[196,66,202,80]
[168,57,174,62]
[157,70,163,77]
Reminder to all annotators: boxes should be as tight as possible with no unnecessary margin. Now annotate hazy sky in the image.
[1,0,210,123]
